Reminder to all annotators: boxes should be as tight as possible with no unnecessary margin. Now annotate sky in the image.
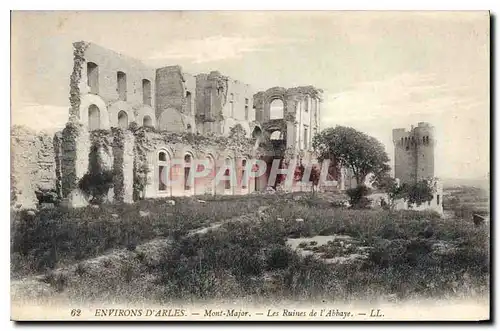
[10,11,490,179]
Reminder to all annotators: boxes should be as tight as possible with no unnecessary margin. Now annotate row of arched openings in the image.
[87,105,153,131]
[86,62,152,106]
[156,151,247,193]
[269,96,316,120]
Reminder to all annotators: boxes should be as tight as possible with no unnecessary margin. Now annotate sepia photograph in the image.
[9,10,490,321]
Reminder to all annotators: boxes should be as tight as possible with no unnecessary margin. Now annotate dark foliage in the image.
[346,185,372,209]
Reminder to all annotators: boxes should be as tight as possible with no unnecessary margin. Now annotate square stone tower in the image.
[392,122,443,215]
[392,122,435,184]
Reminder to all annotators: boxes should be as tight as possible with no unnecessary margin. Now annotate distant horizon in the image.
[11,11,490,180]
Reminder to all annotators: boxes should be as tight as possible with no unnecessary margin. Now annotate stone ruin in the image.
[10,41,337,210]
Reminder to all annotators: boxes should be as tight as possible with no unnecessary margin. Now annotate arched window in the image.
[252,126,263,139]
[117,71,127,101]
[88,104,100,131]
[87,62,99,94]
[270,99,284,119]
[142,79,151,106]
[118,110,128,128]
[143,115,152,127]
[184,154,192,191]
[158,150,169,192]
[304,96,309,112]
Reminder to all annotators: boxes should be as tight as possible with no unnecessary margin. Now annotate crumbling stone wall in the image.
[195,71,254,137]
[133,126,260,198]
[11,125,58,209]
[61,122,90,207]
[194,71,227,135]
[254,85,322,154]
[155,66,196,133]
[112,128,135,203]
[69,41,156,130]
[53,131,63,198]
[69,41,90,122]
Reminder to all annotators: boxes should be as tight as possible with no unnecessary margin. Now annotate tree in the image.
[312,126,391,186]
[388,179,435,207]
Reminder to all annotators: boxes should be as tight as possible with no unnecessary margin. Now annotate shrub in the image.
[11,195,278,275]
[390,180,435,206]
[78,170,114,204]
[346,185,372,209]
[265,245,296,270]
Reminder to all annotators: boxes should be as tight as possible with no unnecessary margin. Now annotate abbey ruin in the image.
[11,42,444,214]
[11,41,336,209]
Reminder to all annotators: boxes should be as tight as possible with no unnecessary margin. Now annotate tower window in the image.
[245,105,249,120]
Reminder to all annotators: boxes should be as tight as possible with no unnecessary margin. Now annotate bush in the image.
[78,170,114,204]
[11,195,279,275]
[265,245,296,270]
[390,180,434,206]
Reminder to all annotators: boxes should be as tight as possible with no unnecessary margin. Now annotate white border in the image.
[3,2,498,330]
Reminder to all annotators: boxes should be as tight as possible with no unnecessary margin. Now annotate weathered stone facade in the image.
[11,126,58,209]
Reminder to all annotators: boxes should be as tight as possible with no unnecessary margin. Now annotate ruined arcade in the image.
[11,41,330,209]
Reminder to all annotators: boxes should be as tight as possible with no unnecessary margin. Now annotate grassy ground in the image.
[10,194,283,277]
[443,185,490,219]
[11,192,490,305]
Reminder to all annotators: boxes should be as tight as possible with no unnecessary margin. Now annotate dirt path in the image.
[11,206,272,302]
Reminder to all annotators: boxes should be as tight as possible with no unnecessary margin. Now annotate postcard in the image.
[10,10,490,321]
